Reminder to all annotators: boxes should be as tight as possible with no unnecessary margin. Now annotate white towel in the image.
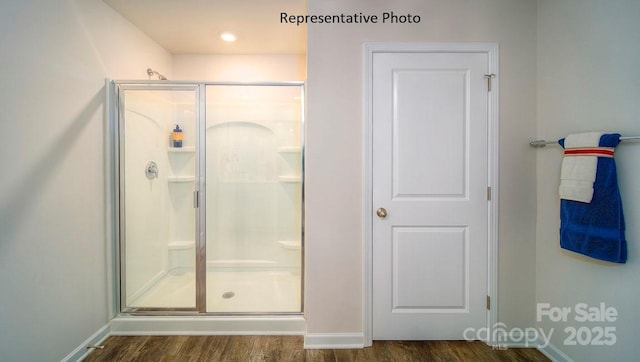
[559,132,603,203]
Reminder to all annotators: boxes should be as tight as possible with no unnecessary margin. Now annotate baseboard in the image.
[536,342,574,362]
[491,329,541,349]
[303,333,365,349]
[490,331,573,362]
[61,324,110,362]
[110,315,306,335]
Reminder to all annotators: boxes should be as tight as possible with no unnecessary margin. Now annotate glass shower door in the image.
[117,84,201,311]
[205,84,303,313]
[115,81,303,314]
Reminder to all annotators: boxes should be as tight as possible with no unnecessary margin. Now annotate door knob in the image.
[376,208,388,218]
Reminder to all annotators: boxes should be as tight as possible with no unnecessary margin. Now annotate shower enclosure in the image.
[112,81,303,314]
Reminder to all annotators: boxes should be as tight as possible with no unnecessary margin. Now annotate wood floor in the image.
[83,336,550,362]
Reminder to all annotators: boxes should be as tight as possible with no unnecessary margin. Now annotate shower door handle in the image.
[193,190,199,208]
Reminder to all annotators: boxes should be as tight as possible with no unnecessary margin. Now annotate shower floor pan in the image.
[128,270,301,313]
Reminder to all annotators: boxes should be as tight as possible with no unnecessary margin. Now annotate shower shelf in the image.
[168,240,195,249]
[168,146,195,153]
[278,176,302,183]
[277,240,302,250]
[168,176,196,183]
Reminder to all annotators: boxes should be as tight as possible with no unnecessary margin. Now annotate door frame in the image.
[110,80,306,315]
[363,42,499,346]
[113,82,205,313]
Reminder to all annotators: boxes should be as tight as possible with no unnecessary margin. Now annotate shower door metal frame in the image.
[111,80,305,316]
[114,81,206,313]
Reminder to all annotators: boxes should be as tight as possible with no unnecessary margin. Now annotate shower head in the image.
[147,68,167,80]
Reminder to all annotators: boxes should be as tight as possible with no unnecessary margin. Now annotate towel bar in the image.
[530,136,640,148]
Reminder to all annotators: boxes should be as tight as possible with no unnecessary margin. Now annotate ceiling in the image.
[103,0,307,55]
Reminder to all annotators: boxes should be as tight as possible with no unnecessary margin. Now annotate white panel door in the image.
[372,51,489,340]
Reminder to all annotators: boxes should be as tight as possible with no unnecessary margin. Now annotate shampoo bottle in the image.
[172,124,183,148]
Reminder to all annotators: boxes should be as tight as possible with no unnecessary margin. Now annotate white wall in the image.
[0,1,172,360]
[305,0,538,335]
[172,54,306,81]
[536,0,640,360]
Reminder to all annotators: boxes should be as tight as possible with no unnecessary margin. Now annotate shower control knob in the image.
[376,208,388,218]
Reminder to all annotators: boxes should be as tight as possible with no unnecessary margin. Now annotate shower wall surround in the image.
[206,85,303,270]
[115,82,303,314]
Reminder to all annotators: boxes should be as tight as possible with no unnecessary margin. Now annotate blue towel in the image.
[558,133,627,263]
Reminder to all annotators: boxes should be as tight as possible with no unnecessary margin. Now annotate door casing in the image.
[363,42,499,345]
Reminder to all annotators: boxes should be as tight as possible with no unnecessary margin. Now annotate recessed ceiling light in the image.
[220,32,236,42]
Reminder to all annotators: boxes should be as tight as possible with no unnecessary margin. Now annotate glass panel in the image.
[205,85,303,313]
[120,86,198,310]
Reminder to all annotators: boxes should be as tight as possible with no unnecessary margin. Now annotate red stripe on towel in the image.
[564,147,615,157]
